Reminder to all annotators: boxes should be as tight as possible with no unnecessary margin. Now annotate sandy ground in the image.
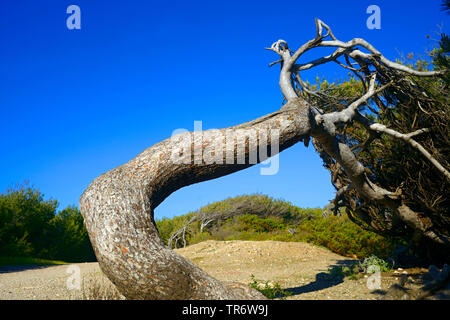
[0,240,426,300]
[0,262,104,300]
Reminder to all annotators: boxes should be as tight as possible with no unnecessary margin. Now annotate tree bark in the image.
[79,98,310,299]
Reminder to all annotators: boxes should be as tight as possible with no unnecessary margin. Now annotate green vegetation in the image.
[156,194,401,259]
[360,255,393,273]
[327,255,393,281]
[0,183,96,264]
[0,185,406,266]
[248,274,292,299]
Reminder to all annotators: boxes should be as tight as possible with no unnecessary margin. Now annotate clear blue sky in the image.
[1,0,448,219]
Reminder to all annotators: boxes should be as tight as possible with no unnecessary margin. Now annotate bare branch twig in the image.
[369,123,450,181]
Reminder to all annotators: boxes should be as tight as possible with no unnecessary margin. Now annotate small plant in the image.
[359,255,392,273]
[248,274,292,299]
[327,255,393,280]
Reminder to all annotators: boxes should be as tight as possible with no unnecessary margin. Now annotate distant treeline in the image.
[0,184,402,263]
[0,184,96,262]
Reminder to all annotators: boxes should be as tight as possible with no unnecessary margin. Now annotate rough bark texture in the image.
[79,98,310,299]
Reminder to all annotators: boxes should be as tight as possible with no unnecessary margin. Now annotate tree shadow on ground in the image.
[0,264,54,274]
[283,259,357,297]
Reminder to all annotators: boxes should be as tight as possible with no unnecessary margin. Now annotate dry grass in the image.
[81,273,125,300]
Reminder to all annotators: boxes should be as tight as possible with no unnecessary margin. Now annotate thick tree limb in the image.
[80,98,310,299]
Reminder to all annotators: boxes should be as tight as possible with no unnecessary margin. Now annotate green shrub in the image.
[0,184,57,257]
[248,274,292,299]
[0,183,95,263]
[156,213,196,245]
[234,214,284,233]
[360,255,393,273]
[293,214,399,259]
[188,231,213,244]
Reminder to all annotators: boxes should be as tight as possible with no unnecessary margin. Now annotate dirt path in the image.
[0,262,103,300]
[175,240,425,300]
[0,240,426,300]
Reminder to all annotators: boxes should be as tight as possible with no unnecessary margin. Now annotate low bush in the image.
[0,184,96,263]
[248,274,292,299]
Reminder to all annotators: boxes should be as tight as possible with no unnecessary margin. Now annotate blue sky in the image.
[0,0,448,219]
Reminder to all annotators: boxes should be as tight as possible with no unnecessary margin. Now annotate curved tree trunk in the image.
[79,98,311,299]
